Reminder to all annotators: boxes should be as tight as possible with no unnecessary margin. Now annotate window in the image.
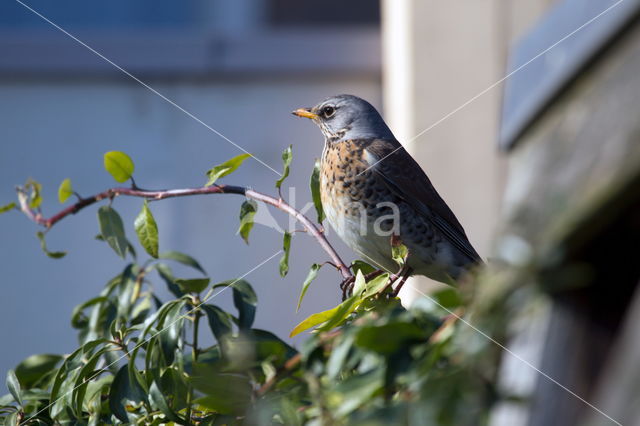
[0,0,380,75]
[268,0,379,27]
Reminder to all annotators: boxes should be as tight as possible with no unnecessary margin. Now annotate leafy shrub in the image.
[0,150,495,425]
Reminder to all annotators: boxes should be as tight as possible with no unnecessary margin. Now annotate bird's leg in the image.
[380,263,412,297]
[383,235,412,297]
[391,266,413,297]
[380,272,401,295]
[364,269,386,281]
[336,261,356,301]
[340,276,355,300]
[341,269,386,300]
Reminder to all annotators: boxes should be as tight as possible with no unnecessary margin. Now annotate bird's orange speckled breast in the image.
[319,139,403,272]
[321,141,364,209]
[319,140,383,235]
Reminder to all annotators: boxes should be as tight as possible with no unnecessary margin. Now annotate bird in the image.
[292,94,482,293]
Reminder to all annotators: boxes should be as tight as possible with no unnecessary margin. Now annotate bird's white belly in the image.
[324,199,398,273]
[324,195,462,281]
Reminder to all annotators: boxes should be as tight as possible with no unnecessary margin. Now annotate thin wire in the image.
[350,250,621,425]
[359,0,625,175]
[409,285,622,426]
[13,0,281,176]
[21,250,282,425]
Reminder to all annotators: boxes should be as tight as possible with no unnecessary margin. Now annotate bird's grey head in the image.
[292,94,395,143]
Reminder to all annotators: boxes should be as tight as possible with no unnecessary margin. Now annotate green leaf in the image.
[332,369,384,417]
[114,264,138,320]
[134,200,159,258]
[355,322,424,354]
[290,296,359,337]
[250,329,297,364]
[149,381,184,423]
[275,145,292,189]
[71,345,111,418]
[25,179,43,209]
[232,280,257,329]
[57,178,73,203]
[351,260,376,276]
[50,342,101,419]
[296,263,321,312]
[155,263,184,298]
[279,232,292,277]
[202,304,234,342]
[273,397,304,426]
[205,153,251,187]
[175,278,210,294]
[0,202,16,214]
[290,306,337,337]
[216,334,256,371]
[211,279,257,330]
[120,239,137,259]
[15,354,63,389]
[352,270,367,298]
[315,296,361,333]
[362,273,391,298]
[391,241,409,267]
[97,206,128,259]
[310,159,325,223]
[6,370,22,407]
[70,296,109,329]
[36,231,66,259]
[82,375,112,416]
[237,200,257,244]
[159,251,206,274]
[157,300,186,364]
[0,393,13,406]
[431,287,462,309]
[108,364,147,423]
[104,151,135,183]
[191,364,252,415]
[159,369,189,411]
[4,411,18,426]
[130,295,152,325]
[327,333,355,380]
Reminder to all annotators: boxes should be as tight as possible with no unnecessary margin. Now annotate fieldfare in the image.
[293,94,482,293]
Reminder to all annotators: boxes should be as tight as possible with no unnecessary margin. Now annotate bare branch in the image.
[15,183,353,279]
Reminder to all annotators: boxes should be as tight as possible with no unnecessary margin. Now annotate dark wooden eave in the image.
[499,0,640,151]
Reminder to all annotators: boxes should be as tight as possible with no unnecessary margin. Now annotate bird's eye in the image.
[322,106,336,118]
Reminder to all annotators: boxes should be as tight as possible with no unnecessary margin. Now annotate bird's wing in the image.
[364,139,482,263]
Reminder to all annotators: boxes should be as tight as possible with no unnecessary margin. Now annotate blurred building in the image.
[381,1,640,426]
[380,2,554,426]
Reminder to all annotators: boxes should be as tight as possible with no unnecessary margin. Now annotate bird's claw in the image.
[340,276,356,301]
[389,266,412,297]
[340,269,388,301]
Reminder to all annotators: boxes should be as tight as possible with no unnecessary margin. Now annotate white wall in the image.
[381,1,554,425]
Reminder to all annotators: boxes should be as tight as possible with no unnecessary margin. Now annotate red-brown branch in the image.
[15,184,353,279]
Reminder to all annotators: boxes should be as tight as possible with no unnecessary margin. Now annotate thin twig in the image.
[15,183,353,279]
[257,329,342,396]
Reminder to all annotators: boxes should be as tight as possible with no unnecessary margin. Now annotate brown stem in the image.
[257,329,342,396]
[428,308,464,344]
[257,353,302,397]
[340,269,387,300]
[15,184,353,279]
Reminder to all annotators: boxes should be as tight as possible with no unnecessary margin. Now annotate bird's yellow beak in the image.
[292,108,318,120]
